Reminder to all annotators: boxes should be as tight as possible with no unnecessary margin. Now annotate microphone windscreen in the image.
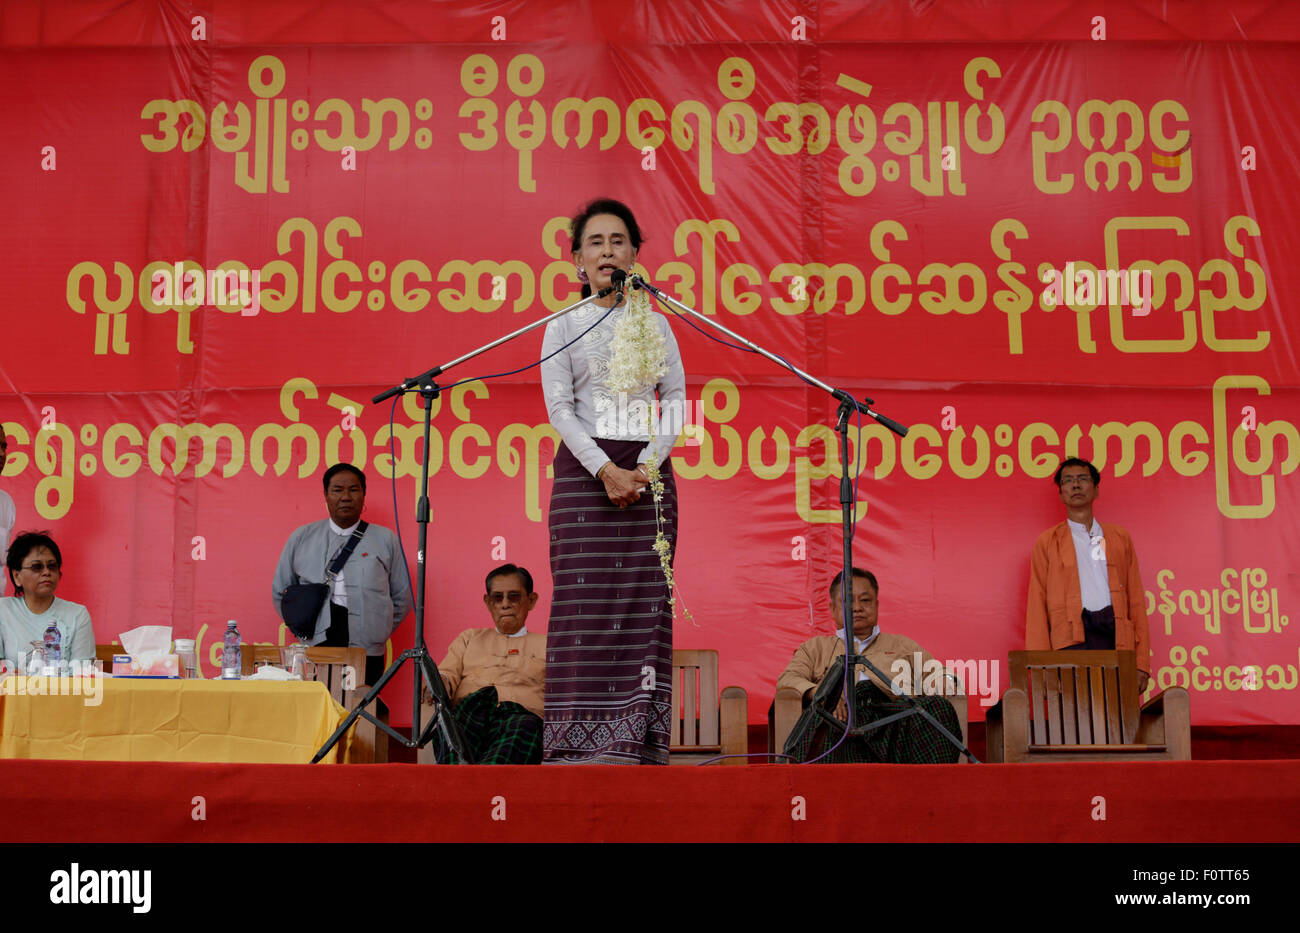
[610,268,627,292]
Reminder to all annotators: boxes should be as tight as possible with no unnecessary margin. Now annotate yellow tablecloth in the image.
[0,676,355,763]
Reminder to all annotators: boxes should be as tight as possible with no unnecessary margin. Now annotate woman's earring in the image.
[576,265,589,284]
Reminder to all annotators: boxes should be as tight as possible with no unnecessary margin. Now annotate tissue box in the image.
[112,654,132,675]
[131,654,180,677]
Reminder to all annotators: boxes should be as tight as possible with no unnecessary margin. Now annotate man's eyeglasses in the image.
[1059,475,1094,487]
[21,561,60,574]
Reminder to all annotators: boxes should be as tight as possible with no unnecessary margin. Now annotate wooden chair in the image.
[248,644,386,762]
[249,643,281,667]
[769,667,969,760]
[769,686,804,758]
[292,645,387,763]
[95,642,255,675]
[985,650,1190,762]
[246,644,382,762]
[669,649,748,765]
[415,649,747,765]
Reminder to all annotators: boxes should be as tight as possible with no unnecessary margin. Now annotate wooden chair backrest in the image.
[671,649,720,750]
[250,644,280,666]
[248,643,368,704]
[1009,650,1139,746]
[304,646,367,706]
[95,642,255,675]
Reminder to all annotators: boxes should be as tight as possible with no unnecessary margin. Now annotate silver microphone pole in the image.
[627,273,973,763]
[314,284,619,764]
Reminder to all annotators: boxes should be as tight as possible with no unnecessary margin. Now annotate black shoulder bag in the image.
[278,521,369,640]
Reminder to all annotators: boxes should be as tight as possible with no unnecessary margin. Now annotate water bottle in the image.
[221,620,241,680]
[42,621,61,674]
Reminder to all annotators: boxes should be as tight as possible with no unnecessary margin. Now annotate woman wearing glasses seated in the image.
[0,531,96,666]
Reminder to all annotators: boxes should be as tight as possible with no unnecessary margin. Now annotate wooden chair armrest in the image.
[416,698,440,765]
[1138,686,1191,759]
[948,693,969,752]
[1139,687,1169,715]
[984,695,1004,763]
[719,686,748,764]
[1002,686,1030,763]
[348,716,376,764]
[773,686,803,760]
[341,682,388,764]
[1135,687,1166,743]
[767,699,776,754]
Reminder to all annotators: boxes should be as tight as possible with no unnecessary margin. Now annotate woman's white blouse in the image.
[540,301,686,476]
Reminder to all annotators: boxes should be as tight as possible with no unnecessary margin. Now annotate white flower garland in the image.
[607,287,666,394]
[606,286,690,621]
[644,448,691,622]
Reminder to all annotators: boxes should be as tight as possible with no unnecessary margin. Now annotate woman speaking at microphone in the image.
[539,198,687,765]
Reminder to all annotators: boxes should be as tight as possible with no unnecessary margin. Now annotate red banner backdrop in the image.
[2,1,1297,726]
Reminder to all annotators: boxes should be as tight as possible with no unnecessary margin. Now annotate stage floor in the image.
[3,758,1297,842]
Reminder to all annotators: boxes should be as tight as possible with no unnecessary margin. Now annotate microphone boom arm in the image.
[373,285,616,404]
[628,274,905,437]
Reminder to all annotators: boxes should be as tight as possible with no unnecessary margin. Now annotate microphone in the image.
[610,268,628,301]
[628,272,657,296]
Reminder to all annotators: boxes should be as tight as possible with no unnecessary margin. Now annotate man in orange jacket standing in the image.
[1027,457,1152,690]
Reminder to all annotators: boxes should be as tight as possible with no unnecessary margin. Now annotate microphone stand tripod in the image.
[312,285,619,764]
[628,274,976,763]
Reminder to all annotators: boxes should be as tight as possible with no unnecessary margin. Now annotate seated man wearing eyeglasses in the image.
[1027,457,1152,690]
[422,563,547,765]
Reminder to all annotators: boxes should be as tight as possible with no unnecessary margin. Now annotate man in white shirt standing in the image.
[0,427,15,595]
[1026,457,1152,689]
[272,463,412,696]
